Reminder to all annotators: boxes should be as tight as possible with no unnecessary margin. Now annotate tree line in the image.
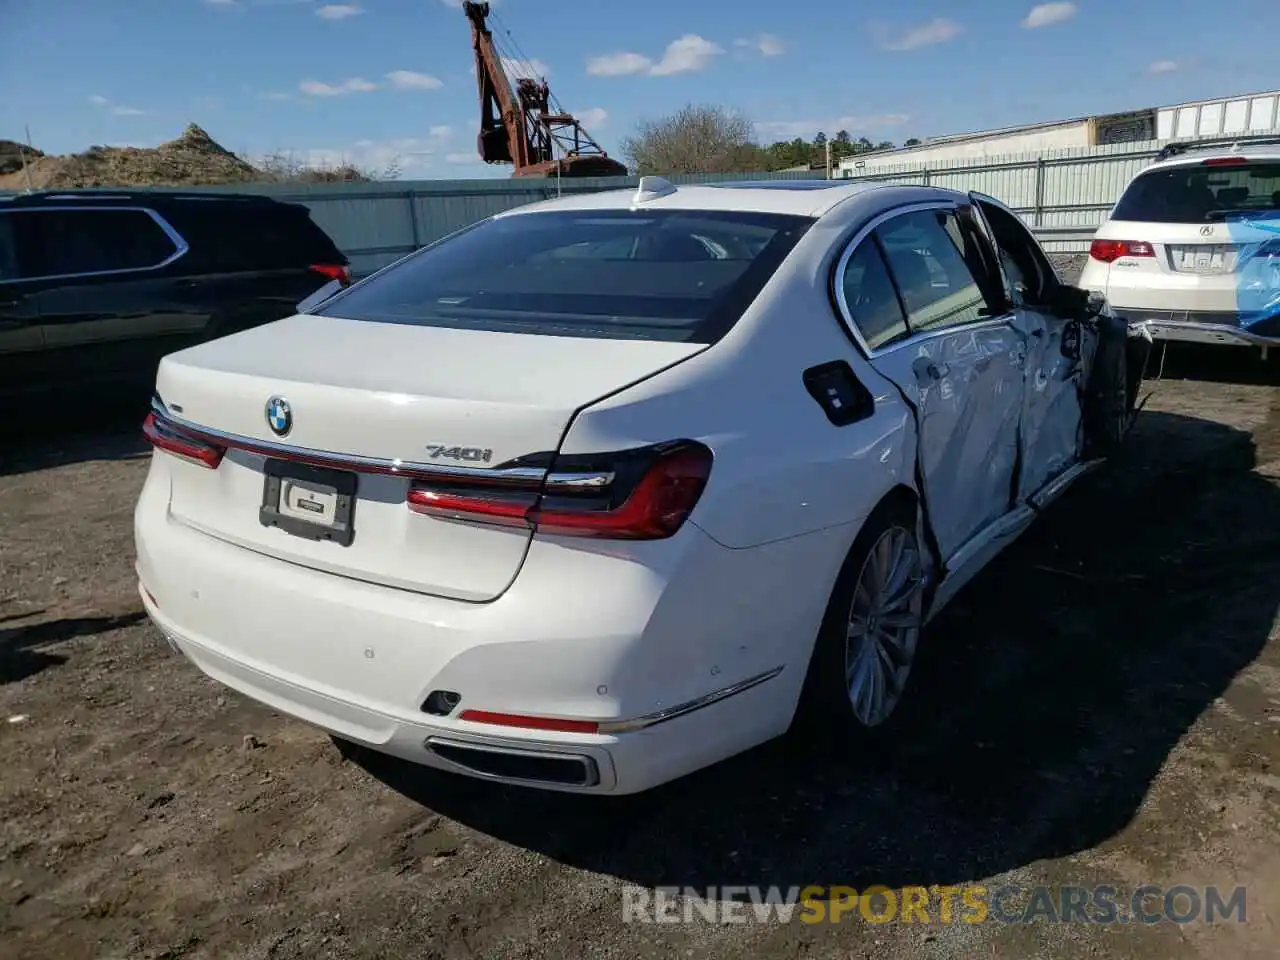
[619,104,922,176]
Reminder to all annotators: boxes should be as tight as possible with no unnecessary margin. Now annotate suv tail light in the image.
[310,263,351,285]
[407,441,714,541]
[1202,156,1249,167]
[1089,239,1155,263]
[143,412,226,469]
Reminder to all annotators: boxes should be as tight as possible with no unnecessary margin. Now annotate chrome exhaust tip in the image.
[424,737,600,788]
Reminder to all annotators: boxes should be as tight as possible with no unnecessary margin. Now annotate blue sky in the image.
[2,0,1277,179]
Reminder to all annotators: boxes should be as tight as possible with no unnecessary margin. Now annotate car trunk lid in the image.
[153,313,704,601]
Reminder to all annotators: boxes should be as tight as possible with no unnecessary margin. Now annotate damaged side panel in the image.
[870,320,1023,562]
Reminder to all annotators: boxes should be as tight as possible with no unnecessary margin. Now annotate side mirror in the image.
[296,278,344,315]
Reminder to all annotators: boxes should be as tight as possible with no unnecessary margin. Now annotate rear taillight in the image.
[142,412,226,469]
[1089,239,1155,263]
[407,441,714,541]
[1202,156,1249,167]
[309,263,351,285]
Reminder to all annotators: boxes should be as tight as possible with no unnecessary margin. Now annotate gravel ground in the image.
[2,330,1279,958]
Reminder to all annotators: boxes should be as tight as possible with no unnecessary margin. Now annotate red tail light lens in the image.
[407,441,714,541]
[309,263,351,285]
[1089,239,1155,263]
[1202,156,1248,167]
[142,412,226,469]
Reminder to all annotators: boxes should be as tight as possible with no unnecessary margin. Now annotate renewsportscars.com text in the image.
[621,884,1247,926]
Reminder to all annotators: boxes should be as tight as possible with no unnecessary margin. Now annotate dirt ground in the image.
[2,343,1279,960]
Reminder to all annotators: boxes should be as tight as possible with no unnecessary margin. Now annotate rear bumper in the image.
[134,460,845,794]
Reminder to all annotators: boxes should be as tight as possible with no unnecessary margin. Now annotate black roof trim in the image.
[704,179,857,191]
[2,188,287,208]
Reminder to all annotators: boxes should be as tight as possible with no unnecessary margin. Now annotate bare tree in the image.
[621,103,763,176]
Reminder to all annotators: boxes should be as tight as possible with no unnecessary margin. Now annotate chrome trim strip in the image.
[151,396,546,484]
[423,737,601,788]
[829,200,1015,360]
[0,206,189,285]
[596,665,785,734]
[1027,459,1103,512]
[149,396,617,488]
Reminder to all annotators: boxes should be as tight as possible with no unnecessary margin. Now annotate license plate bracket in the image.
[260,459,357,547]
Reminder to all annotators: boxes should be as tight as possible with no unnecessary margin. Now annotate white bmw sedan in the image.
[134,178,1144,794]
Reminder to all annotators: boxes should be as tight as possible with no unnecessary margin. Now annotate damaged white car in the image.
[134,179,1148,795]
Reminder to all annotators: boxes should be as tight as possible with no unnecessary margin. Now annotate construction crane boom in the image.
[463,1,627,178]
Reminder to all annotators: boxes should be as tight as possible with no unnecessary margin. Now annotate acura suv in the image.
[1078,135,1280,358]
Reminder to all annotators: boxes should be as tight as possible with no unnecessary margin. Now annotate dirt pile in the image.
[0,124,369,190]
[0,140,45,178]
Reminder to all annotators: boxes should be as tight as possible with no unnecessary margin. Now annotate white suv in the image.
[1078,136,1280,356]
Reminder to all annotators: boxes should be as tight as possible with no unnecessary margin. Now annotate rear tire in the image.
[793,498,928,741]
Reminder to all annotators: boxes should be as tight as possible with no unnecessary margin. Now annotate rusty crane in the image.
[463,1,626,178]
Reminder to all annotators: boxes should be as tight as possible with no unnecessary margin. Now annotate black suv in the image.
[0,189,349,409]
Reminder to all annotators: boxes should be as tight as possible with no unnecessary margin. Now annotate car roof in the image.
[500,178,953,219]
[1148,135,1280,170]
[0,189,289,209]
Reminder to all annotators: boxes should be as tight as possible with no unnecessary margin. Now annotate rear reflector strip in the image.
[459,710,600,734]
[454,667,785,737]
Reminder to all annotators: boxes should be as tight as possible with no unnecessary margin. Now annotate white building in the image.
[838,89,1280,176]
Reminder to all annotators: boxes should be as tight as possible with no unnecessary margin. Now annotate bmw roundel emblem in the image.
[265,396,292,437]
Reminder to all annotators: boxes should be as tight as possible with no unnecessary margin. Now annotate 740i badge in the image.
[424,445,493,463]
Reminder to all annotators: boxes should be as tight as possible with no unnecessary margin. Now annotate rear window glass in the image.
[168,202,345,272]
[1112,160,1280,223]
[313,209,814,343]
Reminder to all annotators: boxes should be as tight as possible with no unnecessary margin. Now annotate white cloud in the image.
[1147,59,1180,74]
[502,57,551,80]
[446,152,476,164]
[1021,3,1077,28]
[734,34,785,57]
[386,70,444,90]
[316,3,363,18]
[587,35,724,77]
[754,113,911,140]
[299,77,378,96]
[576,107,608,129]
[586,52,654,77]
[878,18,963,51]
[429,124,453,138]
[88,94,147,116]
[651,35,724,75]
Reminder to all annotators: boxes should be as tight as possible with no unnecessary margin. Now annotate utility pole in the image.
[825,138,832,180]
[21,124,35,193]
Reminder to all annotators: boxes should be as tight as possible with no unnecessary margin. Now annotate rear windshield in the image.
[1111,160,1280,223]
[313,208,814,343]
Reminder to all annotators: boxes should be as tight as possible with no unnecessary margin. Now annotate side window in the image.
[875,210,988,333]
[839,239,909,349]
[28,209,179,278]
[976,202,1057,305]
